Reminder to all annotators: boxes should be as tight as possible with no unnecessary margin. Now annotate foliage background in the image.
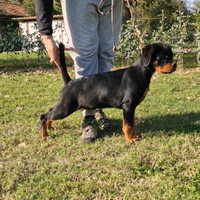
[0,0,200,67]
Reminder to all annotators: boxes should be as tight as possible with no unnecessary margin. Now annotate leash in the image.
[98,0,116,52]
[98,0,111,15]
[98,0,144,52]
[126,0,145,52]
[111,0,116,52]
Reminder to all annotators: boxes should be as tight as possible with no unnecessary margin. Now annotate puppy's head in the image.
[141,43,176,73]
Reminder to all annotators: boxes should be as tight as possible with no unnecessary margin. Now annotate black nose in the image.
[172,62,176,70]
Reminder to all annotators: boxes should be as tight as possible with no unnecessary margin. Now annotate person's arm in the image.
[34,0,72,70]
[34,0,63,70]
[34,0,53,36]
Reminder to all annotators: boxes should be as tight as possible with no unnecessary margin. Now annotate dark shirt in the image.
[34,0,54,36]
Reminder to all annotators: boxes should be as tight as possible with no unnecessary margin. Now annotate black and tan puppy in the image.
[40,43,176,143]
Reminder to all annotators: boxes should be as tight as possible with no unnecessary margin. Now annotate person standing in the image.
[35,0,124,142]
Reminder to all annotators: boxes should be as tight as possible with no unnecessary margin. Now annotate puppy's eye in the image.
[161,57,167,62]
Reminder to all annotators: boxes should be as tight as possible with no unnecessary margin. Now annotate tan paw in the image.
[47,126,54,131]
[42,135,51,141]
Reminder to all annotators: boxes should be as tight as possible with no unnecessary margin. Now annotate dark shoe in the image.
[95,109,117,130]
[81,116,99,142]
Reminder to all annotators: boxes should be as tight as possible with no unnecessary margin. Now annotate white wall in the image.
[19,19,69,51]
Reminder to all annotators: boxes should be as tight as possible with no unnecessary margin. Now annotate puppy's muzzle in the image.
[172,62,177,72]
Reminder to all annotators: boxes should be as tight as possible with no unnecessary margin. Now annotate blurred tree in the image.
[22,0,61,16]
[54,0,62,13]
[125,0,191,35]
[193,0,200,11]
[1,0,192,32]
[1,0,61,16]
[22,0,36,16]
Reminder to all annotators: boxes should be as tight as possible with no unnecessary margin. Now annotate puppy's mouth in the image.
[155,62,176,74]
[164,62,176,74]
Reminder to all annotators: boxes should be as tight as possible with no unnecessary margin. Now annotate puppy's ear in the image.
[141,44,155,67]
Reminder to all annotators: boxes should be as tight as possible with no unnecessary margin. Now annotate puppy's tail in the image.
[59,43,71,85]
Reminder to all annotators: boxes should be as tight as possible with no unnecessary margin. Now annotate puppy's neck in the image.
[133,56,155,80]
[135,57,154,75]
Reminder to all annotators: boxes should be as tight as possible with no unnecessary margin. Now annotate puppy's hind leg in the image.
[40,114,51,140]
[46,108,54,131]
[40,103,77,140]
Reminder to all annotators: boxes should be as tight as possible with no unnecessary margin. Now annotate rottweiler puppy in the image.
[40,42,176,143]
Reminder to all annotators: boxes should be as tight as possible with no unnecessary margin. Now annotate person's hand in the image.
[42,35,71,70]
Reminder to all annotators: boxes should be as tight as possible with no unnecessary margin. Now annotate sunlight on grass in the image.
[0,64,200,199]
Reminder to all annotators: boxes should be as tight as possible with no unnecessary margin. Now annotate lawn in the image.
[0,52,200,199]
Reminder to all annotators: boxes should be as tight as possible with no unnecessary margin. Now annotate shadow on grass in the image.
[40,112,200,141]
[99,112,200,140]
[136,112,200,135]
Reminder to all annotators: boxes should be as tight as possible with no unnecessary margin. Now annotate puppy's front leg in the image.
[122,108,140,143]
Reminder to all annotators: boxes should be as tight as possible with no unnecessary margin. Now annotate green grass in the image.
[0,56,200,199]
[0,51,51,69]
[0,51,73,72]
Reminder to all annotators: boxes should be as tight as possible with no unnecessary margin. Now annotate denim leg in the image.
[98,0,123,73]
[61,0,99,79]
[61,0,123,77]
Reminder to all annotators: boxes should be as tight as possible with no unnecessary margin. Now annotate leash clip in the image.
[98,0,111,15]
